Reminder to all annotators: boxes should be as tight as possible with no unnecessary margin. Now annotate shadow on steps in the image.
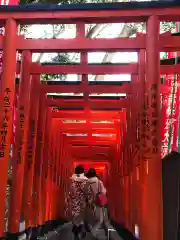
[111,221,138,240]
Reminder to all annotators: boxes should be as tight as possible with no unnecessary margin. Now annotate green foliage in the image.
[20,0,112,5]
[41,53,71,81]
[19,0,177,82]
[160,21,176,32]
[20,0,115,81]
[52,53,71,63]
[41,73,66,81]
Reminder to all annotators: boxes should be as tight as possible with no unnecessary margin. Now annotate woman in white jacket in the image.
[86,168,107,238]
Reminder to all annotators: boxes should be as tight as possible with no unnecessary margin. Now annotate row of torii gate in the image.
[0,2,179,240]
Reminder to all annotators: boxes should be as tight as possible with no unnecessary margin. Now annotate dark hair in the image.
[75,165,84,175]
[86,168,97,178]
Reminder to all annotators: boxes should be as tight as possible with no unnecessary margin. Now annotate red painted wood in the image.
[32,63,180,75]
[15,61,180,75]
[46,98,129,109]
[42,108,52,222]
[0,19,17,237]
[0,7,178,24]
[52,110,121,120]
[8,51,32,233]
[41,83,131,94]
[137,49,145,239]
[141,15,162,240]
[15,36,145,52]
[22,75,40,228]
[31,63,138,75]
[0,4,179,238]
[33,95,47,226]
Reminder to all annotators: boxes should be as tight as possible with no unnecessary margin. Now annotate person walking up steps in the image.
[68,165,92,240]
[86,168,107,238]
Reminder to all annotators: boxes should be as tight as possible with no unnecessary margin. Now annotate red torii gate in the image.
[0,2,180,240]
[51,110,122,120]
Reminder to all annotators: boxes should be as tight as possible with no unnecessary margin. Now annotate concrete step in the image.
[38,222,108,240]
[96,229,107,240]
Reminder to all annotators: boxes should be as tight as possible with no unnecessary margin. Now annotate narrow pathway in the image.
[40,222,107,240]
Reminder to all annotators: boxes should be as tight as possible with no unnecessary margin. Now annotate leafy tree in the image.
[41,54,71,81]
[19,0,177,81]
[20,0,119,81]
[19,0,113,6]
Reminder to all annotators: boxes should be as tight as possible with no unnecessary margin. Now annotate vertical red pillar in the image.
[8,51,32,233]
[58,132,64,218]
[138,50,145,239]
[46,127,53,222]
[33,94,47,226]
[50,123,55,221]
[42,107,52,223]
[48,119,56,221]
[56,126,61,218]
[130,75,139,234]
[125,104,132,231]
[0,19,17,237]
[52,122,58,220]
[22,75,40,228]
[55,123,61,220]
[120,109,129,227]
[141,15,162,240]
[115,121,123,223]
[55,129,61,219]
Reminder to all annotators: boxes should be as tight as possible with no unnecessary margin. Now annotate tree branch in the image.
[94,24,137,81]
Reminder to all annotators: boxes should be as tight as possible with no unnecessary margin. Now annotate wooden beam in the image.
[51,110,121,120]
[16,36,145,52]
[41,83,131,94]
[0,4,179,23]
[61,128,117,134]
[31,63,138,74]
[46,98,128,109]
[16,61,180,75]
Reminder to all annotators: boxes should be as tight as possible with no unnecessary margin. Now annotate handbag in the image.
[95,181,107,207]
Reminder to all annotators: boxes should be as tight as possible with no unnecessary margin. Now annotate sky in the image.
[23,7,168,85]
[25,23,137,82]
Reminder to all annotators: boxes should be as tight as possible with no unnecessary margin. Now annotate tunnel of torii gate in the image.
[1,1,180,240]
